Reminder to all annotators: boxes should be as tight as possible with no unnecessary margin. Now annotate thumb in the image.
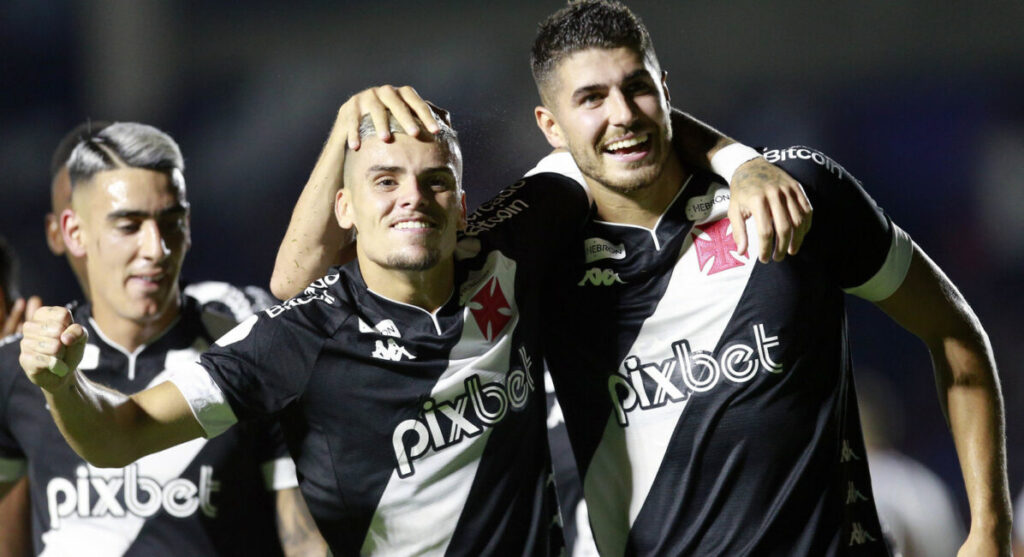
[57,324,89,375]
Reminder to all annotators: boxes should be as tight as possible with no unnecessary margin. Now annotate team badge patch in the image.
[467,277,513,341]
[692,219,748,275]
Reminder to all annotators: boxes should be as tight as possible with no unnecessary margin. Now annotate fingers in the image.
[25,296,42,322]
[786,187,811,255]
[750,196,774,264]
[727,203,749,256]
[339,86,440,150]
[2,297,26,337]
[767,193,792,262]
[19,307,83,388]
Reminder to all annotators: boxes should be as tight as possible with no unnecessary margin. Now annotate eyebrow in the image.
[366,165,454,175]
[106,204,188,221]
[571,69,653,100]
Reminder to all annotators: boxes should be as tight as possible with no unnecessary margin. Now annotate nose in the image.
[607,88,638,128]
[398,178,428,209]
[138,220,170,261]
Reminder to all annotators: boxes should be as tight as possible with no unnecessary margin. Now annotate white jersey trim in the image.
[524,151,593,203]
[844,224,913,301]
[0,456,26,481]
[167,361,238,438]
[262,456,298,490]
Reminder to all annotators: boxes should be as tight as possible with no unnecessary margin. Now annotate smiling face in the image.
[536,46,673,193]
[63,167,190,330]
[337,133,465,279]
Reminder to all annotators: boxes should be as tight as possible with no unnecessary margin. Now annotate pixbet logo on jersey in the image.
[391,346,536,478]
[46,464,220,529]
[609,324,783,426]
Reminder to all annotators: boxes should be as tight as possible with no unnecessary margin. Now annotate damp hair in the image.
[50,120,113,180]
[351,108,463,188]
[531,0,660,104]
[65,122,185,191]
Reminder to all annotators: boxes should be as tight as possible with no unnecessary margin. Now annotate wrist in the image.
[710,143,762,185]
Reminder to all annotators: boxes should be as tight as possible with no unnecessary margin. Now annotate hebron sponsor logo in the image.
[265,273,339,318]
[391,347,535,478]
[609,324,782,426]
[584,237,626,263]
[46,464,220,529]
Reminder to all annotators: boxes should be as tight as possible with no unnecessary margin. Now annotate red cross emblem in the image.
[468,277,513,341]
[692,219,748,275]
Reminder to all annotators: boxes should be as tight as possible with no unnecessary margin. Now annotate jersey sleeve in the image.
[765,146,913,300]
[185,292,335,426]
[461,152,591,265]
[249,417,298,491]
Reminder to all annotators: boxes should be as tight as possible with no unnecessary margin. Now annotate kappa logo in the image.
[692,219,748,275]
[372,338,416,361]
[578,268,625,286]
[467,277,513,342]
[583,237,626,263]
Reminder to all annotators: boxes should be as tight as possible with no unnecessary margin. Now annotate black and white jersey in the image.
[0,284,295,557]
[543,146,911,556]
[169,175,590,556]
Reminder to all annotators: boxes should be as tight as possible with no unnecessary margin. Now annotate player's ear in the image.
[661,70,671,104]
[61,209,87,258]
[534,106,566,150]
[335,188,355,230]
[44,212,66,256]
[457,192,468,231]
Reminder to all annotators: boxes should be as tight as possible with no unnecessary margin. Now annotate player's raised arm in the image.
[270,85,442,300]
[669,109,812,263]
[873,248,1012,556]
[18,306,204,468]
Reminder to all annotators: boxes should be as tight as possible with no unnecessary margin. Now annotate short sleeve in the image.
[461,152,592,266]
[766,146,912,299]
[194,296,332,424]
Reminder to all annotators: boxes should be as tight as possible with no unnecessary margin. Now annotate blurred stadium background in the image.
[2,0,1022,535]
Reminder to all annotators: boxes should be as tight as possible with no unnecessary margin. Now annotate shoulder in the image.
[184,281,276,320]
[762,146,858,189]
[259,267,357,333]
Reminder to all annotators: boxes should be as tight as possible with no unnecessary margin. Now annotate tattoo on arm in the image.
[276,488,329,557]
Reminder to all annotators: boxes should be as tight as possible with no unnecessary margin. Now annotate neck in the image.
[89,297,181,353]
[359,257,455,313]
[588,154,687,228]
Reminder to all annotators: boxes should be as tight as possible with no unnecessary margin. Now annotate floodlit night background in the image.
[2,0,1023,535]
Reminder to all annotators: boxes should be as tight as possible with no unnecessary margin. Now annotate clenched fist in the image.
[18,306,88,392]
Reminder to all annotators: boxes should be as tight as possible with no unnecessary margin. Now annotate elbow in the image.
[269,273,295,301]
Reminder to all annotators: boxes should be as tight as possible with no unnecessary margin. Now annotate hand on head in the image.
[337,85,444,150]
[18,306,88,392]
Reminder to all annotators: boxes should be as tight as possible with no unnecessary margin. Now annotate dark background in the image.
[2,0,1022,524]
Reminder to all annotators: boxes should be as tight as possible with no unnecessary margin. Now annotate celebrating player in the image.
[0,122,325,556]
[529,2,1009,555]
[18,108,605,554]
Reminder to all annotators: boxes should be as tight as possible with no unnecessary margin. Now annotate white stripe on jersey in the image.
[843,224,913,301]
[42,342,216,556]
[583,217,760,556]
[361,252,521,556]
